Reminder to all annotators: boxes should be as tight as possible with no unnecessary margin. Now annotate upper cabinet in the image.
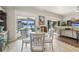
[0,7,6,31]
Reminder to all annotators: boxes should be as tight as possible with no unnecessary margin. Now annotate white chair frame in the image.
[30,33,45,52]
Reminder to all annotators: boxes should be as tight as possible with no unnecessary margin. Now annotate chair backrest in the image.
[20,29,28,39]
[49,28,54,38]
[30,33,45,51]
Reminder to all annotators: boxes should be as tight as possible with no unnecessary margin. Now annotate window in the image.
[17,18,36,32]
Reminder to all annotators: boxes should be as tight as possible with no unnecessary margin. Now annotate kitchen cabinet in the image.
[0,10,6,30]
[0,31,8,51]
[72,30,77,39]
[64,30,72,37]
[60,29,78,39]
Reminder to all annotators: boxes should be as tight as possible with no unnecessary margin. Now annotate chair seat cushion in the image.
[45,37,53,43]
[32,46,43,52]
[44,39,52,43]
[23,39,30,43]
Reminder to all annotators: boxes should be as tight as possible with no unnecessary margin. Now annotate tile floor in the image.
[3,33,79,52]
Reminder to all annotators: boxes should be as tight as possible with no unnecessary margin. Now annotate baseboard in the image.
[60,35,77,40]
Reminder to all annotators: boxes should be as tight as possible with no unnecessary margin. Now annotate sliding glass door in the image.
[17,18,36,32]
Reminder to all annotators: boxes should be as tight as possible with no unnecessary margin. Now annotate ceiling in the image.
[33,6,78,15]
[3,6,79,16]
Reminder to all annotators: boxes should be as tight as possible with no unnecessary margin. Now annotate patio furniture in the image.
[30,32,45,52]
[20,29,30,52]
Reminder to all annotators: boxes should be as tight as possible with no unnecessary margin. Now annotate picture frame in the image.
[39,16,45,25]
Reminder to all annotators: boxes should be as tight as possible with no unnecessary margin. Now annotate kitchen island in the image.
[56,26,79,42]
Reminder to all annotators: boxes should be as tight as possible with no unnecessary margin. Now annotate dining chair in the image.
[30,33,45,52]
[20,29,30,52]
[44,29,54,51]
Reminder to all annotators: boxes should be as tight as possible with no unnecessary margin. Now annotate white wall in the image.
[6,8,17,41]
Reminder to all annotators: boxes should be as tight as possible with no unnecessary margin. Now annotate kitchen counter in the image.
[56,26,79,40]
[0,31,8,51]
[60,29,77,39]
